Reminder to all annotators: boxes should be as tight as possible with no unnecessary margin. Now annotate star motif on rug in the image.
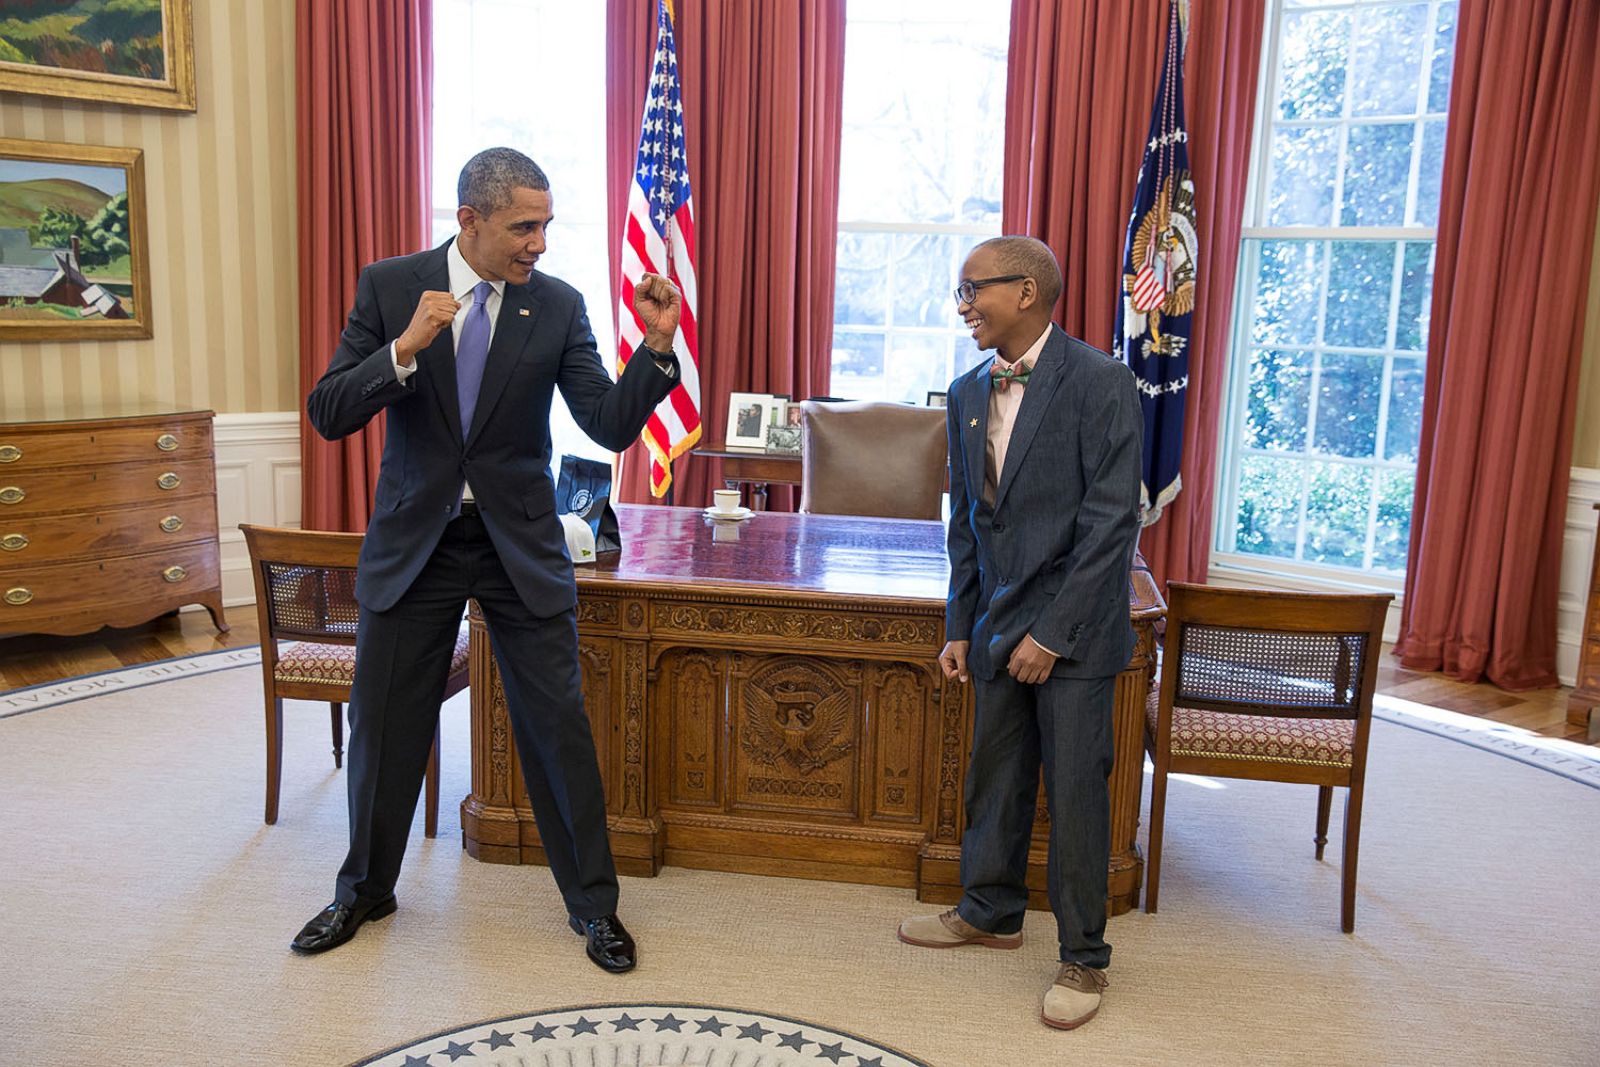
[737,1021,772,1041]
[400,1057,430,1067]
[440,1041,473,1061]
[521,1022,558,1042]
[695,1015,728,1035]
[776,1029,810,1050]
[815,1040,849,1063]
[653,1012,686,1032]
[482,1030,514,1050]
[566,1016,600,1036]
[611,1013,643,1031]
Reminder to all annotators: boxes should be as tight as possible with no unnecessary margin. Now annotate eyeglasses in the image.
[953,274,1027,305]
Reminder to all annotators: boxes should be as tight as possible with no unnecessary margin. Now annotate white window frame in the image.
[1211,0,1454,596]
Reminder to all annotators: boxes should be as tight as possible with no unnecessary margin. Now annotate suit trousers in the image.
[335,509,619,920]
[956,671,1115,967]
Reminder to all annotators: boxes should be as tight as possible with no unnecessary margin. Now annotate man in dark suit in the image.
[294,148,683,973]
[897,237,1142,1030]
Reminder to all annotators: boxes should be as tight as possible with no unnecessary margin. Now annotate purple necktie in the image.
[456,280,493,440]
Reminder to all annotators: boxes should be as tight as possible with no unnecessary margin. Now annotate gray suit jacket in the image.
[306,240,677,616]
[945,324,1143,680]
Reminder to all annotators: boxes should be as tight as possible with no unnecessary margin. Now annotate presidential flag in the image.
[1115,2,1197,526]
[617,0,701,498]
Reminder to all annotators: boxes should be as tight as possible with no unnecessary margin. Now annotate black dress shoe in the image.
[568,913,636,973]
[290,895,397,954]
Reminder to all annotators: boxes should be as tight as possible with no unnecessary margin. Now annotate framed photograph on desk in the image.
[725,392,784,448]
[925,391,948,409]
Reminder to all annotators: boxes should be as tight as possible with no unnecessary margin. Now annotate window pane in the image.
[1414,120,1447,226]
[1278,10,1349,120]
[1341,122,1413,226]
[1325,240,1394,350]
[1348,4,1427,117]
[1428,3,1457,114]
[1395,241,1434,351]
[893,233,959,329]
[1252,239,1323,345]
[1303,462,1372,566]
[831,330,886,399]
[1372,468,1416,571]
[834,232,890,326]
[1385,355,1425,462]
[1314,353,1382,458]
[883,333,951,405]
[838,2,1006,225]
[1236,455,1304,560]
[1270,125,1339,226]
[1247,349,1311,451]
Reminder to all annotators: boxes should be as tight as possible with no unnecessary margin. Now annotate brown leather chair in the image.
[1144,583,1392,932]
[799,399,947,520]
[240,524,468,838]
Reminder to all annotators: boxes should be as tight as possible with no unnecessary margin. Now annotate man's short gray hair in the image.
[457,148,549,214]
[972,236,1063,308]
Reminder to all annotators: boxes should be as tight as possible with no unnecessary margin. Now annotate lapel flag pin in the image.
[518,308,530,316]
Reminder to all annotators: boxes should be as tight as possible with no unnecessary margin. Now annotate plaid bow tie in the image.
[990,359,1033,392]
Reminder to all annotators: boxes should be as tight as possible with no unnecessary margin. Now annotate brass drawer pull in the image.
[157,472,181,490]
[160,515,185,533]
[4,587,32,606]
[0,444,19,463]
[0,486,23,505]
[0,533,27,551]
[162,565,188,583]
[156,433,179,452]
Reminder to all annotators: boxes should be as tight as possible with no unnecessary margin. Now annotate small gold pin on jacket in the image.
[518,308,530,316]
[970,418,978,428]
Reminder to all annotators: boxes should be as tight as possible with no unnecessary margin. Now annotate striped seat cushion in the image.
[1145,689,1354,768]
[275,628,470,688]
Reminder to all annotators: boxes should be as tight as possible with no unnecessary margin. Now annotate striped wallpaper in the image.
[0,0,298,422]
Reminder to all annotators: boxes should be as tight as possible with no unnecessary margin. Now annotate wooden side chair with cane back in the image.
[1144,582,1393,932]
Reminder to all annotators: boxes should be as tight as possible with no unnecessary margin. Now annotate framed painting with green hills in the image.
[0,137,152,341]
[0,0,194,111]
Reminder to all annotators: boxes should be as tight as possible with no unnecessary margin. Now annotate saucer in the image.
[704,505,753,521]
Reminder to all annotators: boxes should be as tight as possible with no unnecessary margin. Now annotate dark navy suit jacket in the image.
[945,324,1143,681]
[307,240,677,616]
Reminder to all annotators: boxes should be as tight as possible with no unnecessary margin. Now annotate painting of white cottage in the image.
[0,156,136,323]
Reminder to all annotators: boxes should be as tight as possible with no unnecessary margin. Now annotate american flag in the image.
[617,0,701,498]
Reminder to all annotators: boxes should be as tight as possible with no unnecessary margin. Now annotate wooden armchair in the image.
[240,524,467,838]
[1144,583,1392,932]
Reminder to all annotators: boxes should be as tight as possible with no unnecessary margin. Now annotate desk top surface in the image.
[580,506,1164,616]
[583,505,949,601]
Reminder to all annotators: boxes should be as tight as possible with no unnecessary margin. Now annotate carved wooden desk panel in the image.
[463,506,1163,915]
[0,410,226,636]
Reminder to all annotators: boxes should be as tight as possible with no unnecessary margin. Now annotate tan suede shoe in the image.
[896,907,1022,949]
[1041,962,1109,1030]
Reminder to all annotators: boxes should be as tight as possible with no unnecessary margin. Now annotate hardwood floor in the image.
[2,605,1593,747]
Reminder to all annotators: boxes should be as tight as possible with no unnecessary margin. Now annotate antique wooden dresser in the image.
[0,410,227,636]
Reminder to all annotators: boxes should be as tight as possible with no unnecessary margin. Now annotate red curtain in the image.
[606,0,847,509]
[1002,0,1264,588]
[297,0,433,532]
[1393,1,1600,689]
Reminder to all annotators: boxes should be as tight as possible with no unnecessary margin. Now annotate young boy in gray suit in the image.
[898,236,1143,1031]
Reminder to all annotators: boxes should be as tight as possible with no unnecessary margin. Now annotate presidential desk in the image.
[462,505,1165,915]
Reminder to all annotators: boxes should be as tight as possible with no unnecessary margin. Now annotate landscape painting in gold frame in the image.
[0,0,195,111]
[0,137,153,341]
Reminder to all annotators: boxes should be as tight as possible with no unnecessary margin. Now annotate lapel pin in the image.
[969,418,978,428]
[518,308,530,316]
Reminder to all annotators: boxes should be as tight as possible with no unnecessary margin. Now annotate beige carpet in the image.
[2,661,1597,1066]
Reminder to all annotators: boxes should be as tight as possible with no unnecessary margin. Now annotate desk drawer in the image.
[0,542,220,631]
[0,420,212,472]
[0,499,218,564]
[0,458,215,517]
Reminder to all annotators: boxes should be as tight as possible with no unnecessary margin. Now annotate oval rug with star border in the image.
[353,1004,930,1066]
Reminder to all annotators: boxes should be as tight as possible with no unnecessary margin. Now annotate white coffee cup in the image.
[712,488,741,514]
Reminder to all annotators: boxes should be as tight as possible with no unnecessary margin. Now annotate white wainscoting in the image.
[1203,466,1600,688]
[214,412,302,606]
